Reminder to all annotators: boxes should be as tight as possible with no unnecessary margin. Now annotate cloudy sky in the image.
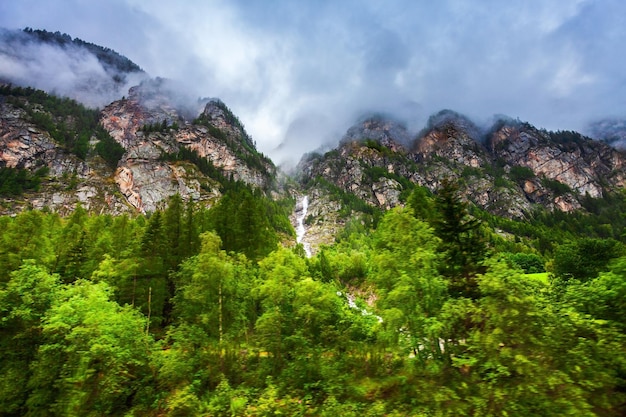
[1,0,626,162]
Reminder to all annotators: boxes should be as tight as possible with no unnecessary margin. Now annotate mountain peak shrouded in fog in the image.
[418,109,484,143]
[341,114,412,147]
[587,118,626,150]
[0,27,147,107]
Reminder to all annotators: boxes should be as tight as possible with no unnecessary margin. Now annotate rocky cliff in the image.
[100,79,276,212]
[0,101,129,214]
[0,80,277,214]
[298,111,626,231]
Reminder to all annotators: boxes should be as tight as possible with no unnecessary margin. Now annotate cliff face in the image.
[298,114,626,225]
[490,124,626,199]
[0,102,129,215]
[0,80,277,214]
[99,82,275,213]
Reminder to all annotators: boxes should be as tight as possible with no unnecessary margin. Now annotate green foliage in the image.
[140,119,179,133]
[0,210,56,282]
[174,232,252,343]
[0,262,61,415]
[363,138,393,156]
[432,178,488,297]
[0,166,49,196]
[549,129,590,147]
[461,165,483,179]
[1,183,626,415]
[564,257,626,332]
[506,252,545,273]
[94,126,126,167]
[509,164,535,182]
[552,238,623,282]
[407,185,435,221]
[209,183,294,260]
[27,280,153,416]
[370,208,447,359]
[541,176,572,196]
[458,260,622,415]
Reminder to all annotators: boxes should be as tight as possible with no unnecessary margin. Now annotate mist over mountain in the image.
[0,28,147,108]
[3,0,626,164]
[587,118,626,149]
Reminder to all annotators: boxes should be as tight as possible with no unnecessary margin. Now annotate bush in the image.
[509,165,535,182]
[508,252,545,273]
[541,177,571,196]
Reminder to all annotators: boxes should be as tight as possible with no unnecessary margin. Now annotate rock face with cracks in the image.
[1,80,276,214]
[0,102,129,215]
[299,114,626,222]
[99,85,276,213]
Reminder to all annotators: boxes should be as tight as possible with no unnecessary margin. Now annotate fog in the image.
[0,28,147,108]
[1,0,626,164]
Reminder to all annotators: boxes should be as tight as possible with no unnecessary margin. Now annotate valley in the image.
[2,27,626,416]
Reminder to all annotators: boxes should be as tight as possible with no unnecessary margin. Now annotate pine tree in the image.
[432,178,487,298]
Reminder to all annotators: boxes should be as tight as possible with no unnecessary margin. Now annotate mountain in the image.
[100,78,276,213]
[0,28,147,107]
[296,111,626,250]
[3,28,626,248]
[5,29,626,417]
[0,81,277,214]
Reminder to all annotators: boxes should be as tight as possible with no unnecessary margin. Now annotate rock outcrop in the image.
[1,79,277,214]
[298,113,626,225]
[98,83,276,213]
[0,102,129,215]
[489,124,626,199]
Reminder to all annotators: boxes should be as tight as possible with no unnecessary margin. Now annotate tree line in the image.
[1,181,626,415]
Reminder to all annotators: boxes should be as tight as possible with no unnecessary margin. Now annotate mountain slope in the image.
[0,82,277,214]
[3,27,626,246]
[296,112,626,250]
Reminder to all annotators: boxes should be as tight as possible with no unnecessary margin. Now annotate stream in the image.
[295,195,381,321]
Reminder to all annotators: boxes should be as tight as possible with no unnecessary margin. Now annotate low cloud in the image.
[0,28,147,108]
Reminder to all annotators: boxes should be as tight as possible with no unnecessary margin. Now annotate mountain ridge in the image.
[2,28,626,249]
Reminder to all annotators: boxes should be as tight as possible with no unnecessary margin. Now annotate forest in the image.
[1,180,626,416]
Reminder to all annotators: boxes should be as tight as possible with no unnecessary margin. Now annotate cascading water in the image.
[295,195,311,257]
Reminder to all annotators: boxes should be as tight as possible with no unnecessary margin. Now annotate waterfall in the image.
[295,195,311,257]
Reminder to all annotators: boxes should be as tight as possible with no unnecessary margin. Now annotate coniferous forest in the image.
[2,179,626,416]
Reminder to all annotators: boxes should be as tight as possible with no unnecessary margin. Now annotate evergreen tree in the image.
[552,238,623,282]
[209,186,278,260]
[432,178,487,298]
[0,262,61,415]
[26,281,153,416]
[137,211,169,326]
